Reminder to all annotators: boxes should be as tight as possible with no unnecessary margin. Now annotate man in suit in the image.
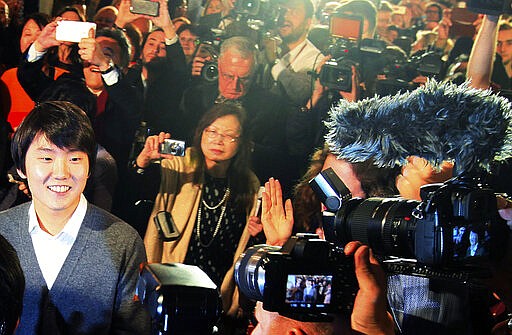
[0,101,149,334]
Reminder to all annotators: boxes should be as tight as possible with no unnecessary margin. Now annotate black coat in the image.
[180,82,299,193]
[122,42,188,136]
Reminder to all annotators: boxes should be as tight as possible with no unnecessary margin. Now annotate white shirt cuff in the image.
[165,35,179,46]
[102,68,120,86]
[27,43,47,62]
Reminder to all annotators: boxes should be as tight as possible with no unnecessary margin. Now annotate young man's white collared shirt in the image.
[28,194,88,289]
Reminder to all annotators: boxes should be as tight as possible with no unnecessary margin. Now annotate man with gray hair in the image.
[181,36,297,194]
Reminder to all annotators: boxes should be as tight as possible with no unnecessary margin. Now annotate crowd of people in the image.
[0,0,512,333]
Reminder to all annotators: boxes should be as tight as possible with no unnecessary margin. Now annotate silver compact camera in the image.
[159,139,185,156]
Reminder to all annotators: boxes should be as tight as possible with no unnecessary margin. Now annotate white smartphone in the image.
[56,21,96,43]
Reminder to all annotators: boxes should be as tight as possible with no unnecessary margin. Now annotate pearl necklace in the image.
[196,187,230,248]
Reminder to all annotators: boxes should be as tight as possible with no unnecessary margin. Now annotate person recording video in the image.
[256,79,512,334]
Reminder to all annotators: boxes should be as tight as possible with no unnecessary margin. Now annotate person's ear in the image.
[17,169,26,180]
[288,328,307,335]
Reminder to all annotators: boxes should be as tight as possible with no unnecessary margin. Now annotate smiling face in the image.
[83,36,122,91]
[201,114,241,169]
[18,133,89,221]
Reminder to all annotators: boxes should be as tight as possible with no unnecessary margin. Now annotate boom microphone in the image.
[325,80,512,175]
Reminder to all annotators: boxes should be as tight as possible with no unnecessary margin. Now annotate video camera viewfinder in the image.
[329,13,363,42]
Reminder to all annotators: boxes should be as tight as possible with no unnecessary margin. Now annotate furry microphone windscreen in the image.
[325,80,512,175]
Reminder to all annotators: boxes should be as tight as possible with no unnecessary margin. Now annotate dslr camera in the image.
[311,168,510,283]
[234,233,358,321]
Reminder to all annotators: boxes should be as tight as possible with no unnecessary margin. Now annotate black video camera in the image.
[376,49,444,96]
[234,233,358,322]
[310,168,510,283]
[319,13,386,92]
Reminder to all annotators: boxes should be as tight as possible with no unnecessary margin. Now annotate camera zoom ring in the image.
[349,199,384,244]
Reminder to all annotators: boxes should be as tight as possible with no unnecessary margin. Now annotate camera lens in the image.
[330,198,419,259]
[234,245,281,301]
[202,61,219,82]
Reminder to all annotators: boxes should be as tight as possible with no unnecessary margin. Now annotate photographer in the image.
[260,0,323,107]
[140,103,262,333]
[254,177,394,335]
[111,0,188,136]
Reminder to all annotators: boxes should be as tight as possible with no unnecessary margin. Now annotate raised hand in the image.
[136,132,175,168]
[78,28,111,69]
[33,19,61,52]
[260,178,293,246]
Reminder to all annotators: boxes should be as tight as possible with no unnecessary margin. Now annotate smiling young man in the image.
[0,101,149,334]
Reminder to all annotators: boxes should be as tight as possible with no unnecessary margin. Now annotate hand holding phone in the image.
[56,21,96,43]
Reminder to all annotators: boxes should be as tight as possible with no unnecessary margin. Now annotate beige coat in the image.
[144,149,260,317]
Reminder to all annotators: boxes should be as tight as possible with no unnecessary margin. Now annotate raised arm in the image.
[467,15,500,89]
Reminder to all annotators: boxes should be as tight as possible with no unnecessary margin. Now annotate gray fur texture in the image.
[325,80,512,175]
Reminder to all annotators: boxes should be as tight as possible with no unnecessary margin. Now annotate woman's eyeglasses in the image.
[204,127,240,143]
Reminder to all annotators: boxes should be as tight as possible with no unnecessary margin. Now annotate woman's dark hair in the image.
[191,103,257,211]
[0,234,24,335]
[12,101,96,175]
[54,5,86,21]
[23,12,51,30]
[293,146,400,232]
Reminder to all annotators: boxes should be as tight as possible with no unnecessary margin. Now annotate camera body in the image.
[376,50,444,96]
[312,168,509,283]
[159,139,185,156]
[318,14,387,92]
[201,60,219,83]
[235,233,358,321]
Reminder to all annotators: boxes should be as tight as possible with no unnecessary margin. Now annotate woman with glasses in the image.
[136,102,261,329]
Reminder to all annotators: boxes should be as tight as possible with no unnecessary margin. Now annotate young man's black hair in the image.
[11,101,96,175]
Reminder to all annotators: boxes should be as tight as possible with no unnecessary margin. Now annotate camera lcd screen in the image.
[285,274,333,308]
[452,225,489,260]
[329,14,362,41]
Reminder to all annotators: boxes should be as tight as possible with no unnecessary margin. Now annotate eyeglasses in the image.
[204,127,240,143]
[219,71,252,86]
